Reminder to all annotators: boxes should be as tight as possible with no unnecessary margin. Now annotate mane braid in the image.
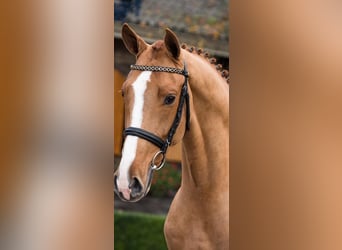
[181,43,230,84]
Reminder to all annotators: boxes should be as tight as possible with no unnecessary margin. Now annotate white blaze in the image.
[116,71,152,195]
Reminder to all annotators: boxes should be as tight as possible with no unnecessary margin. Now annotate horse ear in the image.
[121,23,147,56]
[164,28,180,59]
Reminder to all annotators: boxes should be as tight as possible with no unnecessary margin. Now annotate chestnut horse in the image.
[114,23,229,249]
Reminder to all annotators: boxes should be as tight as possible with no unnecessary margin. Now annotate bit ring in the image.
[151,151,166,171]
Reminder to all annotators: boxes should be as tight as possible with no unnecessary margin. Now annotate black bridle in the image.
[124,63,190,170]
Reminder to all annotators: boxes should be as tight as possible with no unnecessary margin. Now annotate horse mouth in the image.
[114,168,154,203]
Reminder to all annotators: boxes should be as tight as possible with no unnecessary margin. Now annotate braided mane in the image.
[181,43,230,84]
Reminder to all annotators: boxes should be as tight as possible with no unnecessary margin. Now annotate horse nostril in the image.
[129,177,143,197]
[114,175,119,192]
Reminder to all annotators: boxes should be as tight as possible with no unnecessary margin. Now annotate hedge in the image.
[149,161,181,198]
[114,211,167,250]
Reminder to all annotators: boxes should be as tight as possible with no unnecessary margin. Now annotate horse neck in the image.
[180,51,229,194]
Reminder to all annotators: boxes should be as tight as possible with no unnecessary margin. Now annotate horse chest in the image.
[165,193,229,249]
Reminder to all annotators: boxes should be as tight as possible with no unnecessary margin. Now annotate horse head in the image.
[114,24,189,202]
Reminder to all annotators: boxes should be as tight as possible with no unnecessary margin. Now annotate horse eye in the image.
[164,95,176,105]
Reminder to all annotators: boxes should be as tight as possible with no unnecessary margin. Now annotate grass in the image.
[114,211,167,250]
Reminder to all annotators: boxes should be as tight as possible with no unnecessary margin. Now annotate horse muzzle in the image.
[114,168,154,202]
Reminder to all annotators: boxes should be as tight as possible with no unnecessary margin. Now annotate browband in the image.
[130,64,188,76]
